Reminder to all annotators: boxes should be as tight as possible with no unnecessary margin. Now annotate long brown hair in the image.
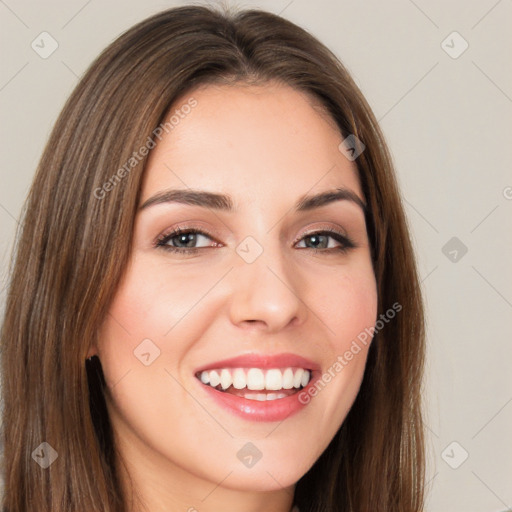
[1,5,425,511]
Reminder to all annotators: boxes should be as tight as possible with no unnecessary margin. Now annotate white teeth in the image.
[293,368,304,388]
[243,392,288,401]
[220,369,232,390]
[265,369,282,390]
[232,368,246,389]
[282,368,294,389]
[246,368,265,390]
[301,370,310,388]
[209,370,220,387]
[198,367,312,391]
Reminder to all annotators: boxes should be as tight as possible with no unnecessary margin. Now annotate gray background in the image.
[1,0,511,510]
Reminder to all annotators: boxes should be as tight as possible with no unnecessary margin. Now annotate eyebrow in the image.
[139,187,366,213]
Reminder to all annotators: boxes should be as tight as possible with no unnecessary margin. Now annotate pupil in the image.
[308,234,326,249]
[177,233,196,247]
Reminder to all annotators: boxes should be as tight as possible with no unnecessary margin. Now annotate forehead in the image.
[140,82,362,208]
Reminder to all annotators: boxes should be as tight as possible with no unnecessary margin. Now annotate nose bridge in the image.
[228,231,307,330]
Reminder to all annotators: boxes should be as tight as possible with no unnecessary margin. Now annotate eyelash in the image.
[155,226,356,255]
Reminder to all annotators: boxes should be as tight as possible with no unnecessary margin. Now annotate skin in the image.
[89,82,378,512]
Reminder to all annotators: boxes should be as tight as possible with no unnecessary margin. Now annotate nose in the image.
[228,239,308,333]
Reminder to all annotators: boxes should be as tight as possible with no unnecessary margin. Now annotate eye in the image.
[155,227,219,254]
[295,229,355,253]
[155,227,356,255]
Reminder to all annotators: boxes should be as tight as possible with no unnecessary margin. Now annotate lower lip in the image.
[197,375,318,422]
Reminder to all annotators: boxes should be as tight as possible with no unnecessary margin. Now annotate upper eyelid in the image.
[157,226,218,243]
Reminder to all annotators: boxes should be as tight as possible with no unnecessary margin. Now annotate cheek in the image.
[94,267,212,469]
[96,259,210,376]
[94,268,175,399]
[305,264,377,430]
[320,263,378,349]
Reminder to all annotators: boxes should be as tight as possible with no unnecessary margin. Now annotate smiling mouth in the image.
[195,367,312,401]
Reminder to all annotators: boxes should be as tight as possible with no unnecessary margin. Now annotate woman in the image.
[0,5,425,511]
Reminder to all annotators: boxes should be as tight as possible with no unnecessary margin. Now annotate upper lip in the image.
[194,352,321,374]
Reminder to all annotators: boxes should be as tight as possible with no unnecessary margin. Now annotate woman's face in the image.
[93,82,377,507]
